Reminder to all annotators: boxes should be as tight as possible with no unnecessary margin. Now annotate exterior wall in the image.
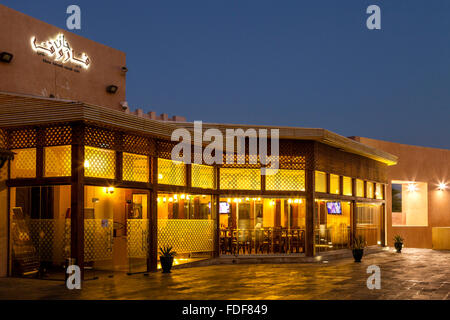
[352,137,450,248]
[0,4,126,110]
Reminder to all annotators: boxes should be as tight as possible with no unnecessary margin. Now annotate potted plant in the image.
[159,246,177,273]
[352,235,365,262]
[393,235,404,253]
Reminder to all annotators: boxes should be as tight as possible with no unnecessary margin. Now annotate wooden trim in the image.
[149,156,158,272]
[305,168,315,257]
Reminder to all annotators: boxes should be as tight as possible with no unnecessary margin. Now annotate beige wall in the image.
[0,4,126,110]
[353,137,450,248]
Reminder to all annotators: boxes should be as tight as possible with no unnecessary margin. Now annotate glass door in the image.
[84,186,114,280]
[127,192,149,274]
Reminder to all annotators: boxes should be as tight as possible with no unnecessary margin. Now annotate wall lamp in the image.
[0,52,13,63]
[407,183,418,192]
[438,183,447,191]
[106,85,118,94]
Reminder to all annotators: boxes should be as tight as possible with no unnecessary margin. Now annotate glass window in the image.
[191,164,215,189]
[375,183,384,200]
[314,200,351,252]
[10,186,71,279]
[44,145,71,177]
[84,146,116,179]
[356,203,382,246]
[343,177,352,196]
[266,169,305,191]
[356,179,364,197]
[315,171,327,193]
[220,168,260,190]
[158,193,214,267]
[157,158,186,186]
[391,182,428,226]
[10,148,36,178]
[367,182,375,199]
[123,152,149,182]
[330,174,340,194]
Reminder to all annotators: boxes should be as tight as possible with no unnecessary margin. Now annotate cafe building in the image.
[0,4,398,280]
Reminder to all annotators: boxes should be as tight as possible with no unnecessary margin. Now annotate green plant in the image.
[159,246,177,257]
[352,235,366,250]
[393,235,404,244]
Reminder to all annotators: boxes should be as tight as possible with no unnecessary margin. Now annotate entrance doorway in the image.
[84,186,149,278]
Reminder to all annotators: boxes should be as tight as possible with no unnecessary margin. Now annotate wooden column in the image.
[149,156,158,272]
[305,168,315,257]
[70,123,85,279]
[214,166,220,258]
[351,178,357,244]
[36,127,44,178]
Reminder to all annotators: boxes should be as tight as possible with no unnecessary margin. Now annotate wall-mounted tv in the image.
[219,202,230,214]
[326,201,342,214]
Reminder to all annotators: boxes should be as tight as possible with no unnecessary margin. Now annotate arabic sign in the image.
[31,34,91,69]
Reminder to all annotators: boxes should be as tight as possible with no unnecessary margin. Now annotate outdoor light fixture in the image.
[407,183,418,192]
[106,85,118,94]
[92,198,99,203]
[438,183,447,191]
[0,52,13,63]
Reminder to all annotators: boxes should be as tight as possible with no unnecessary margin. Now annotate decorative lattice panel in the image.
[85,126,115,149]
[44,126,72,146]
[265,169,305,191]
[0,129,6,148]
[158,219,215,254]
[127,219,149,258]
[219,167,261,190]
[9,128,37,149]
[10,148,36,179]
[29,219,71,263]
[157,158,186,186]
[84,146,116,179]
[84,219,113,261]
[191,164,215,189]
[44,145,71,177]
[157,140,177,160]
[123,152,149,182]
[124,134,152,155]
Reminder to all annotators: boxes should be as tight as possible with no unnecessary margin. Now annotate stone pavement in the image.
[0,248,448,300]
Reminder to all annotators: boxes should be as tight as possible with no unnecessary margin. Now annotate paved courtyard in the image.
[0,248,448,300]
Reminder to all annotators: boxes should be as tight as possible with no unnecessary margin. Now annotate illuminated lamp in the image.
[288,199,292,204]
[0,52,13,63]
[158,173,163,180]
[168,197,173,202]
[106,85,118,94]
[180,194,186,200]
[438,183,447,191]
[407,183,418,192]
[107,187,115,194]
[84,160,90,168]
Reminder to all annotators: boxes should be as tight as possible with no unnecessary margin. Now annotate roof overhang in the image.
[0,91,398,166]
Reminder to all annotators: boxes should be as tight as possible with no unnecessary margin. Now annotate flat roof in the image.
[0,91,398,165]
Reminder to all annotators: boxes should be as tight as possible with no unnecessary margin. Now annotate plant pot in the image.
[394,242,403,253]
[160,256,174,273]
[352,249,364,262]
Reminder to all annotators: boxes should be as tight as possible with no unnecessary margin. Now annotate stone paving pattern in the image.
[0,248,448,300]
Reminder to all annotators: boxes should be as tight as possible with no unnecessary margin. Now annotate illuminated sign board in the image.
[31,34,91,69]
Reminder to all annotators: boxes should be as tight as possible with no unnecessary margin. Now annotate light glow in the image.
[438,183,447,191]
[31,34,91,69]
[407,183,418,192]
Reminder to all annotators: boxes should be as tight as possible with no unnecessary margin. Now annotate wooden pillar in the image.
[305,168,315,257]
[149,156,158,272]
[70,123,85,279]
[350,178,357,244]
[380,203,386,247]
[213,193,220,258]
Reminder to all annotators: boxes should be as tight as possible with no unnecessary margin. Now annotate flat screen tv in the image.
[219,202,230,214]
[326,201,342,214]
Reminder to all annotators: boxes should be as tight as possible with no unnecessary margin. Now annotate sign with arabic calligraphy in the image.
[31,34,91,69]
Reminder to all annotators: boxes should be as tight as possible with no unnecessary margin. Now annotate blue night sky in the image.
[3,0,450,149]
